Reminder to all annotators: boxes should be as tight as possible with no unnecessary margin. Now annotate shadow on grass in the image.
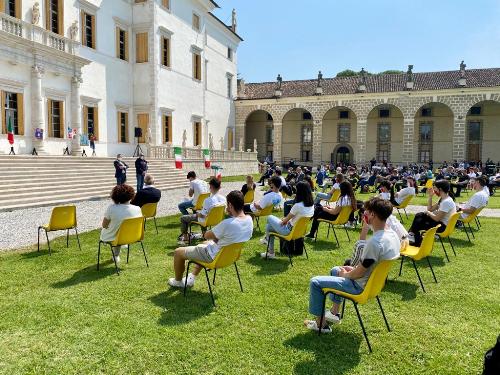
[149,289,213,326]
[52,262,117,288]
[246,253,290,275]
[385,279,419,301]
[157,222,181,230]
[308,238,342,252]
[284,331,361,375]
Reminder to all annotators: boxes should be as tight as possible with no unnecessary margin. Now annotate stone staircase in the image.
[0,156,189,211]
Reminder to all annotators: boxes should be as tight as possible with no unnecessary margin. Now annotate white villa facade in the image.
[0,0,241,156]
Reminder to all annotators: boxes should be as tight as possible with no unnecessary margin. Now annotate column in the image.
[31,65,45,153]
[272,121,282,164]
[71,75,82,155]
[312,119,322,166]
[402,117,415,164]
[355,117,367,164]
[453,116,466,160]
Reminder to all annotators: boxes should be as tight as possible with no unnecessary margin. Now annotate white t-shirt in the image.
[206,215,254,258]
[279,176,287,188]
[467,172,477,179]
[250,191,282,212]
[190,179,209,203]
[386,215,409,242]
[199,193,226,218]
[379,192,391,201]
[289,202,314,226]
[437,196,456,225]
[100,203,143,242]
[396,186,416,205]
[461,189,489,219]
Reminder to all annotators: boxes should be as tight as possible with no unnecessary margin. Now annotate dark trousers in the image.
[243,204,252,214]
[308,206,339,237]
[136,174,145,192]
[116,174,126,185]
[284,199,295,216]
[409,212,445,246]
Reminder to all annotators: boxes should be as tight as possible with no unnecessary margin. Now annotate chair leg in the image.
[397,209,403,222]
[426,257,438,283]
[411,259,425,292]
[464,224,471,242]
[353,302,372,353]
[184,262,192,296]
[439,237,450,262]
[404,208,408,219]
[188,223,192,245]
[75,228,81,251]
[256,217,261,232]
[127,244,130,264]
[154,217,158,234]
[234,262,243,292]
[326,223,330,239]
[399,256,404,276]
[468,223,475,239]
[341,299,346,319]
[344,224,350,242]
[303,243,309,259]
[213,268,217,285]
[332,226,340,247]
[376,296,391,332]
[111,245,120,275]
[66,229,69,248]
[448,237,456,256]
[97,241,102,270]
[477,216,482,228]
[204,267,216,307]
[318,293,327,336]
[140,241,149,267]
[45,229,51,256]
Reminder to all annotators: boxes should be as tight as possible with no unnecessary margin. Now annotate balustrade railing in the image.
[150,145,258,161]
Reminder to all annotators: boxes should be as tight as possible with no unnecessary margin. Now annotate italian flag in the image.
[7,115,14,145]
[203,149,211,168]
[174,146,182,169]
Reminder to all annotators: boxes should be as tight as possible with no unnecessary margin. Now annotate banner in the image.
[7,115,14,145]
[34,128,43,140]
[203,149,211,168]
[174,147,182,169]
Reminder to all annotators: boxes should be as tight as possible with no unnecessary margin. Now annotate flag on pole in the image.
[7,115,14,145]
[203,149,211,168]
[174,147,183,169]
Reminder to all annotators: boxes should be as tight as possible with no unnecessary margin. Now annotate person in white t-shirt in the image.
[100,184,142,265]
[244,176,282,214]
[259,181,314,258]
[168,191,253,288]
[377,181,392,201]
[408,179,456,246]
[315,174,344,203]
[391,177,417,206]
[178,178,226,245]
[458,176,489,219]
[178,171,209,215]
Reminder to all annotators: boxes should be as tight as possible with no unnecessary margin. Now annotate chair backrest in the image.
[194,192,210,211]
[211,242,244,269]
[256,203,274,217]
[112,216,145,246]
[415,225,440,260]
[289,216,311,240]
[332,206,352,225]
[358,259,396,303]
[440,212,460,237]
[397,194,413,209]
[48,205,77,231]
[243,190,255,204]
[281,191,288,199]
[461,207,483,224]
[203,205,226,227]
[424,179,434,189]
[141,202,158,218]
[328,189,341,202]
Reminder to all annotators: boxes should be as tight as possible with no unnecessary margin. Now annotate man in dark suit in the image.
[114,154,129,185]
[135,153,148,192]
[131,174,161,207]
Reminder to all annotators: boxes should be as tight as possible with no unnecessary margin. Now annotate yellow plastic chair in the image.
[141,202,159,234]
[419,179,434,196]
[394,195,413,222]
[399,225,440,292]
[315,206,353,247]
[321,189,341,207]
[437,212,460,261]
[459,207,483,242]
[190,192,210,213]
[250,204,275,232]
[188,205,226,244]
[243,189,255,204]
[97,216,148,275]
[266,216,310,266]
[183,242,245,307]
[319,259,397,353]
[37,205,81,255]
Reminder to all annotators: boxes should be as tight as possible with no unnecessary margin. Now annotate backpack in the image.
[483,335,500,375]
[279,238,304,256]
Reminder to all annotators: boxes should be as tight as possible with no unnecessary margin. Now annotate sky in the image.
[213,0,500,83]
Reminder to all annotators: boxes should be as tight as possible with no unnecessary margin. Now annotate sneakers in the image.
[324,310,341,324]
[168,278,185,288]
[260,252,275,259]
[407,233,415,244]
[259,237,268,246]
[304,320,332,333]
[112,255,120,265]
[182,273,195,287]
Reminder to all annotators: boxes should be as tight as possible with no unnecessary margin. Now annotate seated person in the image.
[274,168,287,189]
[178,178,226,245]
[390,176,417,206]
[260,182,314,259]
[314,174,344,204]
[168,191,253,288]
[283,175,315,216]
[100,184,142,265]
[457,176,489,220]
[378,181,392,201]
[244,176,282,214]
[241,175,256,196]
[450,170,469,197]
[408,180,456,246]
[295,167,305,184]
[488,173,500,196]
[285,167,297,184]
[304,198,400,332]
[316,167,327,188]
[130,174,162,207]
[178,171,209,215]
[305,181,356,239]
[257,165,273,186]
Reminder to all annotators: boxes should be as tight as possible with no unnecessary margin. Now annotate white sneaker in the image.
[345,222,355,229]
[112,255,120,265]
[168,278,185,288]
[182,273,195,287]
[324,310,341,324]
[259,237,268,246]
[260,252,275,259]
[408,233,415,243]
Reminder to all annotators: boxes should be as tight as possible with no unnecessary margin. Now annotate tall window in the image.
[137,113,149,143]
[227,47,233,61]
[46,0,63,35]
[227,75,233,98]
[377,123,391,161]
[118,111,128,143]
[164,114,172,143]
[3,0,19,18]
[136,32,148,63]
[2,91,23,135]
[161,37,170,67]
[193,121,202,146]
[467,121,482,161]
[338,124,350,143]
[266,126,273,144]
[418,122,433,163]
[81,11,96,48]
[116,27,128,61]
[161,0,170,10]
[83,105,98,140]
[192,52,201,80]
[301,125,312,162]
[192,13,200,31]
[47,99,63,138]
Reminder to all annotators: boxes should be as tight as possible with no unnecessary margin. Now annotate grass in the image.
[0,212,499,374]
[206,174,261,183]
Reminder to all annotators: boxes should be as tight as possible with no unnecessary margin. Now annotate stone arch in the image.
[321,106,358,164]
[464,99,500,162]
[244,109,274,161]
[332,143,354,165]
[281,108,314,164]
[366,104,404,163]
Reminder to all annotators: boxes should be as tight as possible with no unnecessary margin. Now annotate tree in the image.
[336,69,359,77]
[378,70,404,75]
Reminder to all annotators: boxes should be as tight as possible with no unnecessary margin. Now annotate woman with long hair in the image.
[260,181,314,258]
[306,181,356,239]
[408,179,456,246]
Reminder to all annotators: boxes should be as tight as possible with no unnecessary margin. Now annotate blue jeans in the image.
[314,192,331,204]
[116,174,126,185]
[178,200,194,215]
[309,266,363,316]
[136,174,145,192]
[265,215,291,252]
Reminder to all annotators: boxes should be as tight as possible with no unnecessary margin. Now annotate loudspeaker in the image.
[134,127,143,138]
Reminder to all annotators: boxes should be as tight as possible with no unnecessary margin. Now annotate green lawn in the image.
[0,213,499,374]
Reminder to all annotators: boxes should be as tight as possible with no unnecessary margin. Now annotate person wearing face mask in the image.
[114,154,129,185]
[135,153,149,192]
[407,179,456,246]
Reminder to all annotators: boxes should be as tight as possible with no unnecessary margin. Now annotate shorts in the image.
[184,244,214,263]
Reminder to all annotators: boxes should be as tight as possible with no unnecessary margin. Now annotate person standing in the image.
[89,134,96,156]
[114,154,129,185]
[135,153,148,192]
